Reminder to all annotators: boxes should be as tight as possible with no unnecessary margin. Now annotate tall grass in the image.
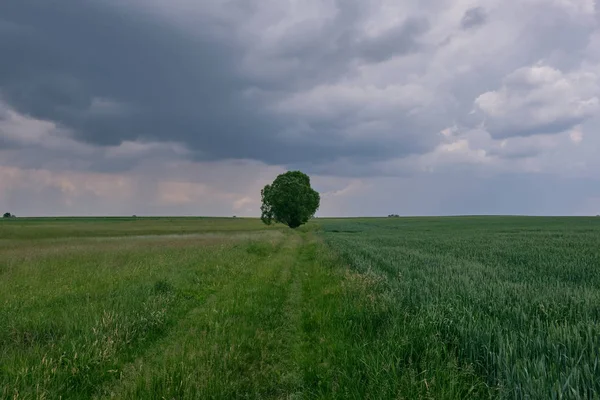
[0,228,285,399]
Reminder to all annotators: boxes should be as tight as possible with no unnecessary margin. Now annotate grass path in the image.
[102,234,306,399]
[100,231,488,399]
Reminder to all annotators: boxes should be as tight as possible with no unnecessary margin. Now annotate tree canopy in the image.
[260,171,320,229]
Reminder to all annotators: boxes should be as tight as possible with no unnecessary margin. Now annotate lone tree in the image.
[261,171,320,229]
[3,212,12,218]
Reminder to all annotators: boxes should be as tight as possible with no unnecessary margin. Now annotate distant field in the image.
[1,216,599,399]
[0,217,273,240]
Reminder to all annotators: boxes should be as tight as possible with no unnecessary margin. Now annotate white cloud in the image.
[0,100,93,154]
[0,99,193,169]
[544,0,596,15]
[233,196,256,213]
[440,125,458,137]
[569,126,584,143]
[474,63,600,138]
[157,181,216,206]
[106,140,190,158]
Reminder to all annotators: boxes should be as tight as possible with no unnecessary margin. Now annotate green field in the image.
[1,217,599,399]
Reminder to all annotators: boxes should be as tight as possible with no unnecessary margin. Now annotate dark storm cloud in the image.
[1,1,250,144]
[0,0,430,170]
[461,7,487,30]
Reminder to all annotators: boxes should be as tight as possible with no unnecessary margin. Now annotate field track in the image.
[1,217,599,399]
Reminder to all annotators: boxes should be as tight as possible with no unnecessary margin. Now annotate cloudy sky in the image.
[1,0,599,216]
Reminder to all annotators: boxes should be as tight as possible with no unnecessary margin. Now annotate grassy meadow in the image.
[1,216,599,399]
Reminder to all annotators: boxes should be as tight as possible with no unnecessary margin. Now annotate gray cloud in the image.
[1,0,600,216]
[357,17,429,62]
[1,1,256,149]
[0,0,433,172]
[2,0,598,171]
[461,7,487,30]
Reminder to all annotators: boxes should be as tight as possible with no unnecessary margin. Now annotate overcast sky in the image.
[1,0,599,216]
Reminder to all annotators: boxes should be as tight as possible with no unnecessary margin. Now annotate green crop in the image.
[321,216,600,399]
